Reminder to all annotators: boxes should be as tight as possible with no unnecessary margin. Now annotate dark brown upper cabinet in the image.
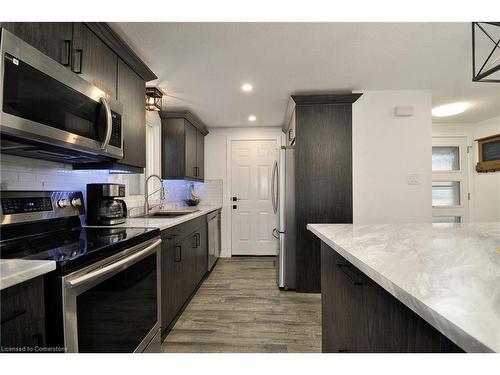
[160,111,208,181]
[72,23,117,99]
[0,22,73,67]
[116,59,146,169]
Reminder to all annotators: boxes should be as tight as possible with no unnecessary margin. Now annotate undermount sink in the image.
[139,209,200,218]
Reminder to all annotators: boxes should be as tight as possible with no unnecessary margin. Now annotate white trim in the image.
[225,136,281,257]
[432,135,472,222]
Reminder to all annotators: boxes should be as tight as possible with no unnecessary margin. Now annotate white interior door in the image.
[231,139,278,255]
[432,136,470,223]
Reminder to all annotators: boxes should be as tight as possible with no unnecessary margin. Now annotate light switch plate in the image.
[407,173,421,185]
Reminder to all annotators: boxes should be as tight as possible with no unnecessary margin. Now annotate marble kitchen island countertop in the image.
[0,259,56,290]
[307,222,500,353]
[113,205,222,231]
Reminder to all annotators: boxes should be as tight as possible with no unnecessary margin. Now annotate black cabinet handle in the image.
[175,246,182,262]
[166,234,177,240]
[192,233,201,248]
[232,197,238,202]
[72,48,83,74]
[63,40,72,66]
[337,264,363,286]
[232,205,237,209]
[1,309,26,324]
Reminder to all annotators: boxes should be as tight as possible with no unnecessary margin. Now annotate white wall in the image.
[204,126,284,257]
[352,90,433,224]
[433,115,500,222]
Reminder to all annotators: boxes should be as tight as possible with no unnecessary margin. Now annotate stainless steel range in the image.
[0,190,161,353]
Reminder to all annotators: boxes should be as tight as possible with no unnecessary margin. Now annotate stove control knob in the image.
[71,198,82,208]
[57,199,69,208]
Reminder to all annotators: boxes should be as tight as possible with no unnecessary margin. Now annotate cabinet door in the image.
[180,234,197,303]
[117,59,146,168]
[1,22,73,66]
[0,277,45,351]
[161,118,186,179]
[185,121,198,179]
[321,243,369,353]
[72,23,117,98]
[197,224,208,279]
[161,236,185,335]
[196,130,205,180]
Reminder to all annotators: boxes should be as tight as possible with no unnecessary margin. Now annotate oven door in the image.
[0,28,123,160]
[62,238,161,353]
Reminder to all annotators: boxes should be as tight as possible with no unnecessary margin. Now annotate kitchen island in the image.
[307,222,500,353]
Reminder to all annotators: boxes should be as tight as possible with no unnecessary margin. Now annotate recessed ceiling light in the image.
[248,115,257,122]
[432,102,471,117]
[241,83,253,92]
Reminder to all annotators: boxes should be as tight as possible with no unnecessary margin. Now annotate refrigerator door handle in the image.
[271,160,278,213]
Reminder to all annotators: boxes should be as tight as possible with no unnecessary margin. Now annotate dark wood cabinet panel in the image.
[185,121,198,179]
[160,112,208,181]
[1,277,46,351]
[117,59,146,169]
[1,22,73,66]
[321,242,464,353]
[160,216,209,339]
[72,23,117,98]
[196,130,205,180]
[295,101,355,293]
[161,118,186,179]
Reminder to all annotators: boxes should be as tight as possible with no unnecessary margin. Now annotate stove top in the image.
[0,226,160,273]
[0,190,161,274]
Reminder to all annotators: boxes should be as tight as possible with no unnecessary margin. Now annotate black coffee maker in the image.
[86,183,128,226]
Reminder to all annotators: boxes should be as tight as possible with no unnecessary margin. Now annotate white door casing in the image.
[230,139,278,255]
[432,136,470,223]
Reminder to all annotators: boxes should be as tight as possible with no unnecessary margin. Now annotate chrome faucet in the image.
[144,174,166,215]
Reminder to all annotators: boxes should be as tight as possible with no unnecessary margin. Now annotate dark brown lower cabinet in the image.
[321,242,464,353]
[0,276,46,352]
[161,216,208,340]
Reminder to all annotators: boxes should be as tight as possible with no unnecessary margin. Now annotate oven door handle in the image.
[100,97,113,150]
[65,239,162,288]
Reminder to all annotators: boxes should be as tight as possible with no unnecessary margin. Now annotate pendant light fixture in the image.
[472,22,500,83]
[145,87,163,111]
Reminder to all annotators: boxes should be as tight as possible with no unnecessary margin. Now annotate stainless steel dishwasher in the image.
[207,209,221,271]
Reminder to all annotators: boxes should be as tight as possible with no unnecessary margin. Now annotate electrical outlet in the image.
[407,173,421,185]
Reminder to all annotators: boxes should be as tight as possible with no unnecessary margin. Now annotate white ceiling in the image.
[111,22,500,127]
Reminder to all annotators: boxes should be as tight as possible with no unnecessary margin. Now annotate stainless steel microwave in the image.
[0,28,123,163]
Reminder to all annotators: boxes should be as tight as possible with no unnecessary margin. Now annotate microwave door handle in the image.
[100,97,113,150]
[65,239,161,288]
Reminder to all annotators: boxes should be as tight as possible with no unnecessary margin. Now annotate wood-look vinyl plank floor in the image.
[161,256,321,353]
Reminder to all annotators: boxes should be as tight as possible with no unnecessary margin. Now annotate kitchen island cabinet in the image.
[308,222,500,353]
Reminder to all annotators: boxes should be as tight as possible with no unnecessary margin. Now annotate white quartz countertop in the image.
[112,205,222,231]
[307,222,500,353]
[0,259,56,290]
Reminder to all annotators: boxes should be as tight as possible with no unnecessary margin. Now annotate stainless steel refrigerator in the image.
[272,146,296,290]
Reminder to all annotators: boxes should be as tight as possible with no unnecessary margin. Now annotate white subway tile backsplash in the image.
[1,155,223,218]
